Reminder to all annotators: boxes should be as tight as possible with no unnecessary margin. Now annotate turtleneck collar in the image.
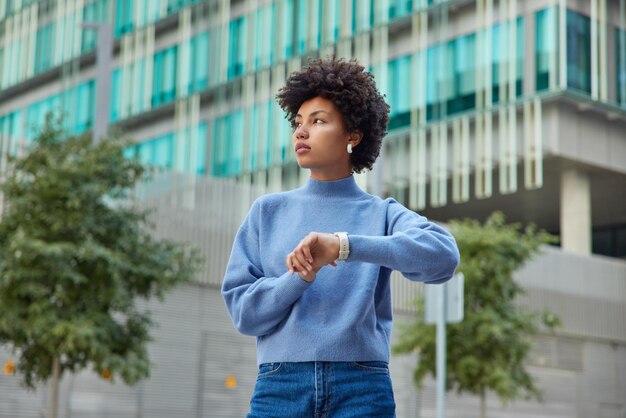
[302,175,366,199]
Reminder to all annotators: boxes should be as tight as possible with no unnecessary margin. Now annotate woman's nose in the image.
[295,124,308,139]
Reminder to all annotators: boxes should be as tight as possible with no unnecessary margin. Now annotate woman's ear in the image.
[349,131,363,148]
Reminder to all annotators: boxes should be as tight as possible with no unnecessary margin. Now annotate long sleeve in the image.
[348,199,459,283]
[221,203,310,337]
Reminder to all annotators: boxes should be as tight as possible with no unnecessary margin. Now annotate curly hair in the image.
[276,57,390,173]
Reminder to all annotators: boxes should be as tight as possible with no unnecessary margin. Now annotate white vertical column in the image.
[558,0,567,89]
[17,8,27,84]
[144,25,155,112]
[430,123,448,208]
[74,0,85,61]
[484,111,493,197]
[475,112,493,199]
[0,16,9,88]
[438,122,448,206]
[189,94,200,175]
[560,169,591,255]
[507,104,518,192]
[174,100,187,172]
[476,0,485,112]
[177,8,191,99]
[218,0,230,84]
[53,0,62,65]
[452,118,462,203]
[409,10,427,209]
[591,0,599,99]
[159,0,168,21]
[120,35,132,119]
[599,0,608,101]
[618,0,626,107]
[131,31,143,114]
[498,0,508,104]
[484,0,493,109]
[524,98,543,189]
[337,0,352,57]
[8,13,18,86]
[461,116,470,201]
[430,125,440,207]
[26,4,38,79]
[498,106,509,193]
[508,0,517,102]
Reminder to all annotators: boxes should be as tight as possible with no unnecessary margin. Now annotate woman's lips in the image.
[295,143,311,154]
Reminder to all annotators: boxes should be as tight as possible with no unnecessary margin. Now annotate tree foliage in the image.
[393,211,560,413]
[0,117,201,389]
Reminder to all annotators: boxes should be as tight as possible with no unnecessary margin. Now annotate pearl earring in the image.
[347,143,353,154]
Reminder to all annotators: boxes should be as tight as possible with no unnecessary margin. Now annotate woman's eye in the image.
[314,119,325,124]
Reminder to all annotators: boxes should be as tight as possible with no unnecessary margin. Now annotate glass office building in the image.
[1,1,625,417]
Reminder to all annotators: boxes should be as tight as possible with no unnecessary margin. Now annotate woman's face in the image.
[293,96,359,181]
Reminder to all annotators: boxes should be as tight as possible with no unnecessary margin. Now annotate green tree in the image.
[0,118,201,418]
[393,211,560,418]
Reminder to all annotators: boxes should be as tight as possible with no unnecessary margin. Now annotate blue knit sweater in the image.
[221,176,459,365]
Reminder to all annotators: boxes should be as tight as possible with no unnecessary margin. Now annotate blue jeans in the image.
[247,361,396,418]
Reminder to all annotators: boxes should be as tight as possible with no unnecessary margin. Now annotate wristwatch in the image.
[333,232,350,261]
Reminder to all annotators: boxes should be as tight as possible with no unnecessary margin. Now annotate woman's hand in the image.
[286,232,340,282]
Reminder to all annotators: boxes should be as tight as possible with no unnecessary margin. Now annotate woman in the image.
[221,57,459,417]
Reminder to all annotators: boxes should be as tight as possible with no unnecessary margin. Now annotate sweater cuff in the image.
[346,234,390,265]
[274,270,312,304]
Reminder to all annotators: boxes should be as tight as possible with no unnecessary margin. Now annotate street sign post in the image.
[425,272,464,418]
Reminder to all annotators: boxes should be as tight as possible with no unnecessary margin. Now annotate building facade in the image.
[1,0,626,417]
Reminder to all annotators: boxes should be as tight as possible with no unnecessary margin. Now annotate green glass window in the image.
[25,81,94,139]
[154,134,174,169]
[115,0,134,37]
[566,10,591,94]
[254,4,275,69]
[167,0,201,14]
[81,0,109,53]
[249,105,259,172]
[212,116,227,176]
[389,0,412,20]
[35,24,55,74]
[152,46,178,107]
[248,103,272,172]
[0,110,24,154]
[491,18,524,104]
[228,16,247,79]
[323,0,341,43]
[110,68,121,122]
[294,0,322,53]
[282,0,295,59]
[388,55,411,130]
[296,0,308,54]
[212,111,244,177]
[189,32,208,93]
[73,80,95,134]
[127,133,174,170]
[352,0,375,33]
[426,43,454,121]
[196,123,208,174]
[617,28,626,107]
[452,33,476,114]
[536,7,556,92]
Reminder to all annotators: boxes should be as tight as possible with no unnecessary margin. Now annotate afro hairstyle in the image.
[276,57,390,173]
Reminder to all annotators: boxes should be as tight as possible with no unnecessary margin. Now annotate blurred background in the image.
[0,0,625,417]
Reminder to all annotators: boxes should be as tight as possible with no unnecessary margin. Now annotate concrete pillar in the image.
[560,168,592,255]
